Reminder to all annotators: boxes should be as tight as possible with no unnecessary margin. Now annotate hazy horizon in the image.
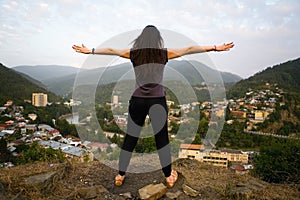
[7,55,299,79]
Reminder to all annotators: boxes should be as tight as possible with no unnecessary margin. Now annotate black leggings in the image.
[118,96,172,177]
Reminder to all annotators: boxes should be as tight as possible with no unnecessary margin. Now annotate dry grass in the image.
[0,159,299,200]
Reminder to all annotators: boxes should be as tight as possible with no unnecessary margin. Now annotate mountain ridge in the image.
[12,65,80,82]
[13,60,243,96]
[227,57,300,98]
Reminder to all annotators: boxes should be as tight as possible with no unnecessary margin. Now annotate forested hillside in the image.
[227,58,300,98]
[225,58,300,136]
[0,63,61,104]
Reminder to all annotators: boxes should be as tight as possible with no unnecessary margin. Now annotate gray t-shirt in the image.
[130,48,168,98]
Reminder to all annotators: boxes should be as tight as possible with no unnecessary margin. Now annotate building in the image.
[220,149,249,164]
[112,95,119,105]
[39,140,93,162]
[203,151,228,167]
[5,100,13,106]
[167,100,175,107]
[254,110,264,121]
[202,149,248,167]
[28,113,37,121]
[169,108,180,116]
[114,114,127,127]
[230,110,246,119]
[87,142,109,151]
[179,144,249,168]
[32,93,48,107]
[179,144,205,160]
[215,108,225,118]
[178,144,229,167]
[254,110,269,121]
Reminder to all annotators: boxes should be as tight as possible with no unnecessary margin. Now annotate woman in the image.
[72,25,234,188]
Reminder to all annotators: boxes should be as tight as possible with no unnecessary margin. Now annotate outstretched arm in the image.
[168,42,234,59]
[72,44,130,59]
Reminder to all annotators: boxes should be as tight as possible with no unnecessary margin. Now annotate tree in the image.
[198,117,208,137]
[0,115,14,124]
[0,138,12,163]
[170,121,179,134]
[55,119,78,137]
[192,133,202,144]
[16,141,65,164]
[225,105,231,121]
[110,133,118,144]
[134,136,156,153]
[56,119,70,136]
[252,139,300,183]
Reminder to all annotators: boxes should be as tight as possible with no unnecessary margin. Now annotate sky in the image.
[0,0,299,78]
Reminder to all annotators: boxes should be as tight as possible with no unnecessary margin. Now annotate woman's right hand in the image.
[216,42,234,51]
[72,44,91,54]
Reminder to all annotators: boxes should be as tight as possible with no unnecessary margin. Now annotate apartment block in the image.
[179,144,248,168]
[32,93,48,107]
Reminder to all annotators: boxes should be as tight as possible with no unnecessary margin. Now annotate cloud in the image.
[0,0,299,78]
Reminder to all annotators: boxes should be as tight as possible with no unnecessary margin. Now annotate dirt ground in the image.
[0,158,299,200]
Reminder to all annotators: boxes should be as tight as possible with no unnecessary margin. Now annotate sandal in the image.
[115,174,125,186]
[166,170,178,188]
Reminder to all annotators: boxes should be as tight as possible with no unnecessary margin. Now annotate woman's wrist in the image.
[213,45,217,51]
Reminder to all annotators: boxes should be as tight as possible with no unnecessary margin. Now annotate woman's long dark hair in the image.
[132,25,164,49]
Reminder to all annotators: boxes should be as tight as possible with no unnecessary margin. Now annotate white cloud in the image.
[40,3,48,8]
[0,0,299,78]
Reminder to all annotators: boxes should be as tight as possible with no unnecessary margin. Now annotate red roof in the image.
[230,110,246,115]
[235,165,245,171]
[11,139,24,144]
[88,142,108,148]
[49,129,59,133]
[180,144,204,150]
[0,124,8,128]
